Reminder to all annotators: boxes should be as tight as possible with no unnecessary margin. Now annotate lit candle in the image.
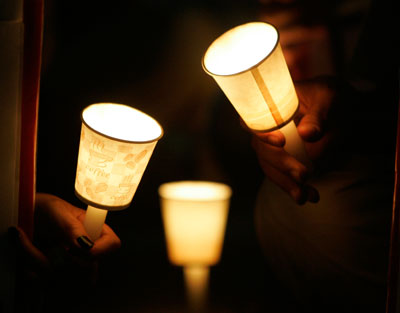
[158,181,232,310]
[75,103,163,240]
[203,22,310,167]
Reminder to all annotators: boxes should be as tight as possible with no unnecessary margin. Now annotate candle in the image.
[83,206,108,241]
[75,103,163,240]
[184,265,209,312]
[159,181,232,310]
[203,22,310,166]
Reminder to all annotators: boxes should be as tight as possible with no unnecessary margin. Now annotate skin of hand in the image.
[9,193,121,284]
[250,76,353,204]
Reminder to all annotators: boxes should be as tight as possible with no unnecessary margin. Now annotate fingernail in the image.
[77,236,94,250]
[7,226,20,243]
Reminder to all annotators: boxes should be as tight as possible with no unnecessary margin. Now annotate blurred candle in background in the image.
[159,181,232,312]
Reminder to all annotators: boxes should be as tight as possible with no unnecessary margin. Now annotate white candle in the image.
[159,181,232,311]
[83,205,108,240]
[280,120,312,169]
[75,103,163,241]
[184,265,209,312]
[203,22,311,167]
[159,181,232,266]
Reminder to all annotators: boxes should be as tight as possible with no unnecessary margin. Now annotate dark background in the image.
[35,0,385,312]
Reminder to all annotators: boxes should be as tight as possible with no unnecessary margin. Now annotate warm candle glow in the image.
[203,22,278,76]
[159,181,231,266]
[75,103,163,240]
[203,22,298,132]
[159,181,231,312]
[75,103,163,210]
[82,103,162,142]
[159,181,232,201]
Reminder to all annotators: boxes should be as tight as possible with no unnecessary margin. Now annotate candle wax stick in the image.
[83,205,108,240]
[184,265,209,312]
[279,120,312,170]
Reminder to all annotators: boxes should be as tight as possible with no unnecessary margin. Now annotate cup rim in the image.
[74,189,130,211]
[158,180,232,202]
[202,21,280,77]
[81,102,164,144]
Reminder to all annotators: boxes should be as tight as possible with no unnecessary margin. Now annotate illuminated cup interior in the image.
[75,103,163,210]
[81,103,163,142]
[159,181,232,266]
[202,22,298,132]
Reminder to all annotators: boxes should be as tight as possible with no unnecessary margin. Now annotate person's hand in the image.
[9,193,121,284]
[8,193,121,310]
[250,77,353,204]
[33,193,121,257]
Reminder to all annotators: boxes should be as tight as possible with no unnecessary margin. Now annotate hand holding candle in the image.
[75,103,163,240]
[250,78,344,204]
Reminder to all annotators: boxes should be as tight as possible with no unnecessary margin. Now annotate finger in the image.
[295,81,332,142]
[75,214,121,257]
[253,130,285,147]
[240,117,286,147]
[60,213,95,252]
[90,223,121,257]
[297,113,323,142]
[70,213,96,251]
[8,226,49,270]
[252,136,308,183]
[36,194,95,251]
[259,161,309,205]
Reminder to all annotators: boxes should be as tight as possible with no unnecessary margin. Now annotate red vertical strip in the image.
[386,99,400,313]
[18,0,44,239]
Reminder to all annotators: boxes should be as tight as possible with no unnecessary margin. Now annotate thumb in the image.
[63,215,95,251]
[297,107,325,142]
[295,78,336,142]
[48,200,95,251]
